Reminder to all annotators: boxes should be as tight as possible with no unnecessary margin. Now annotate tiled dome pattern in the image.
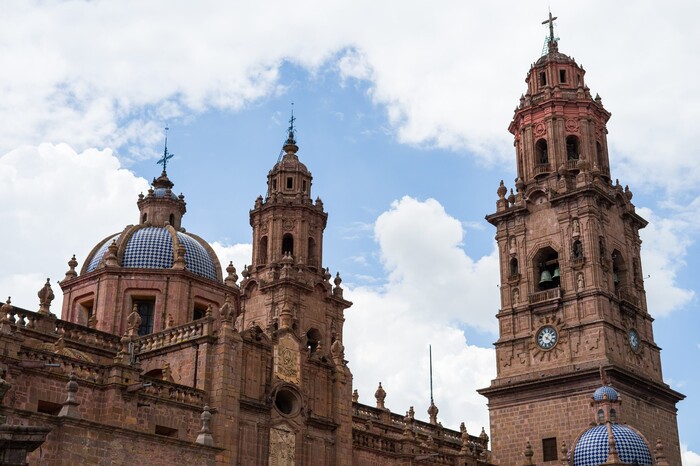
[573,424,652,466]
[122,227,174,270]
[593,385,619,401]
[86,234,121,272]
[176,232,218,281]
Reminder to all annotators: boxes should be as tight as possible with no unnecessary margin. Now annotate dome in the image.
[593,385,619,401]
[572,424,652,466]
[152,187,178,200]
[84,226,220,281]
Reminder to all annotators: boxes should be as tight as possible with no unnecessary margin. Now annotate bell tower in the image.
[478,15,684,465]
[237,117,354,465]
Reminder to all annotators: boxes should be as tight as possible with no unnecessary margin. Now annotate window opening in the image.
[272,178,277,190]
[133,299,155,336]
[282,234,294,255]
[37,400,62,416]
[542,437,558,461]
[559,69,567,83]
[535,247,560,291]
[142,213,147,223]
[258,236,268,264]
[286,177,293,189]
[302,180,307,193]
[306,328,322,354]
[566,135,580,160]
[193,303,208,321]
[510,258,519,276]
[536,139,548,165]
[168,213,174,225]
[308,237,317,267]
[155,425,178,437]
[539,71,547,86]
[572,240,583,259]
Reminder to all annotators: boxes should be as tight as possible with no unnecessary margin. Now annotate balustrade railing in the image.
[529,287,561,304]
[136,318,211,353]
[141,377,205,405]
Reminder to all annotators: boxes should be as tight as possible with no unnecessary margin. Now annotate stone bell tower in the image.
[236,120,354,465]
[478,15,684,466]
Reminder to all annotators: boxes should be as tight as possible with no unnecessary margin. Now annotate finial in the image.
[58,372,81,418]
[352,388,359,403]
[37,278,55,315]
[288,102,296,139]
[196,406,215,446]
[64,254,78,280]
[375,382,386,409]
[524,441,534,464]
[157,125,175,173]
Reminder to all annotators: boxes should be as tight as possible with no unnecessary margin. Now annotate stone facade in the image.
[478,20,683,466]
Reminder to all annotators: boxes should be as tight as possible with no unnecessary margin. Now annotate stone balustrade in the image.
[529,286,561,304]
[55,320,122,353]
[17,349,106,384]
[141,377,206,406]
[136,318,212,353]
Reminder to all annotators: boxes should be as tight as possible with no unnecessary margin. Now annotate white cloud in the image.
[210,242,253,283]
[2,1,699,196]
[0,143,149,312]
[683,443,700,466]
[637,206,695,317]
[345,196,498,432]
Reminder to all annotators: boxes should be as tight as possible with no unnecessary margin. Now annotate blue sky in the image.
[0,1,698,462]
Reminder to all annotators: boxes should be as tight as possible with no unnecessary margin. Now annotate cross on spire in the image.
[157,126,175,173]
[542,11,557,43]
[288,102,296,136]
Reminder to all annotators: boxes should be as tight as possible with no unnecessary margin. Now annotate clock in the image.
[628,329,640,352]
[536,326,558,350]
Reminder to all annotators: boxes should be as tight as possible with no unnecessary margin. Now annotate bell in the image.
[539,270,553,284]
[552,267,561,279]
[613,272,619,284]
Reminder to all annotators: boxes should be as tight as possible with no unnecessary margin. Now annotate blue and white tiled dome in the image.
[84,227,220,281]
[153,187,178,200]
[593,385,619,401]
[572,424,652,466]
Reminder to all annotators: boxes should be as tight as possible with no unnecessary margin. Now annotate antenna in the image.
[429,344,434,405]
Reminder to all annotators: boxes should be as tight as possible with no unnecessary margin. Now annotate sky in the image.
[0,0,699,462]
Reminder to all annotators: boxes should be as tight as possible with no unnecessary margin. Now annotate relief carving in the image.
[274,334,300,384]
[269,425,295,466]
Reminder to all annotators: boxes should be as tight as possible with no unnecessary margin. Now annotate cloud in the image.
[344,196,499,432]
[2,1,699,197]
[0,143,149,311]
[210,242,253,283]
[683,444,700,466]
[637,206,695,316]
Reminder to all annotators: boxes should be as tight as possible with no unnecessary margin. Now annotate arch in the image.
[509,257,519,276]
[144,368,163,379]
[282,233,294,256]
[258,236,268,264]
[572,240,583,259]
[610,408,617,423]
[612,249,627,290]
[532,246,560,291]
[566,135,580,160]
[168,213,174,225]
[308,237,317,267]
[535,139,548,165]
[597,409,604,423]
[142,213,148,223]
[306,328,322,354]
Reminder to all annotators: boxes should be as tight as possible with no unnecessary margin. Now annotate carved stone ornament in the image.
[534,122,546,137]
[274,334,300,384]
[269,424,295,466]
[565,118,579,133]
[282,218,294,231]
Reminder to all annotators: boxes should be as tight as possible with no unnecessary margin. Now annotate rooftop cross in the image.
[157,126,175,172]
[287,102,296,136]
[542,11,558,46]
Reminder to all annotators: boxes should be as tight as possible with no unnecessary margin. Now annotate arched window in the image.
[536,139,548,165]
[308,237,317,267]
[258,236,268,264]
[534,247,560,291]
[566,135,580,160]
[610,409,617,423]
[169,213,174,225]
[142,213,147,223]
[282,234,294,256]
[612,250,626,291]
[306,328,322,354]
[597,409,604,423]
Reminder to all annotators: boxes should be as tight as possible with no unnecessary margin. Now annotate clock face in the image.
[628,329,640,352]
[536,326,558,350]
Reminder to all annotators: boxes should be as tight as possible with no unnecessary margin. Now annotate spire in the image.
[542,10,559,54]
[157,125,175,174]
[281,103,299,157]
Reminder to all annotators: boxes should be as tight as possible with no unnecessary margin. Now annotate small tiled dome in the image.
[572,424,652,466]
[593,385,619,401]
[153,187,178,200]
[84,227,220,281]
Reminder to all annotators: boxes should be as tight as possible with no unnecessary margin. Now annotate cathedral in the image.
[0,15,684,466]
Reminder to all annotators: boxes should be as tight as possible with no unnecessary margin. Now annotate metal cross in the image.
[288,102,296,135]
[157,126,174,172]
[542,11,558,44]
